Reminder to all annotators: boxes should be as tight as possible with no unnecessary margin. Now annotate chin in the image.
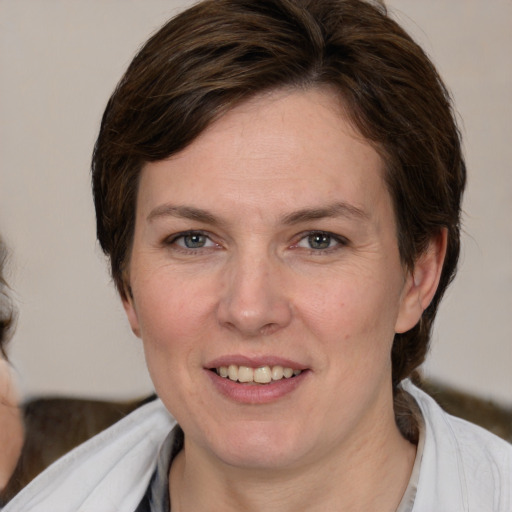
[208,421,307,470]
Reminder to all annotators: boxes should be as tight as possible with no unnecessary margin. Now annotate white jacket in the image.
[3,383,511,511]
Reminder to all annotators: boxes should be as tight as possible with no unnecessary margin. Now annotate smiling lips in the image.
[215,365,302,384]
[208,362,307,403]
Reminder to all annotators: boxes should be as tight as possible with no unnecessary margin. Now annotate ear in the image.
[121,285,142,338]
[395,229,448,334]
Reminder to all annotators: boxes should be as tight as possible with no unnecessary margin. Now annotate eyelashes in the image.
[163,229,349,256]
[170,232,214,249]
[164,230,220,252]
[294,231,348,252]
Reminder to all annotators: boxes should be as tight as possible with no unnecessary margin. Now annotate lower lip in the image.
[206,369,308,404]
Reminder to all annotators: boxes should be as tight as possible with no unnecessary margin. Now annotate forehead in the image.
[137,87,390,225]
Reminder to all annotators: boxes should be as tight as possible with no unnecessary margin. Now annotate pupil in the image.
[309,233,330,249]
[184,234,206,248]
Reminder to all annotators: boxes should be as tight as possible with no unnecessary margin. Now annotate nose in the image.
[216,252,292,337]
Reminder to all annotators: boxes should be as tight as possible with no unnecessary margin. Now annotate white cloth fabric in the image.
[402,380,511,511]
[2,383,510,511]
[2,399,177,512]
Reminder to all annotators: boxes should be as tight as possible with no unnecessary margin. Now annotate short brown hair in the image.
[92,0,466,436]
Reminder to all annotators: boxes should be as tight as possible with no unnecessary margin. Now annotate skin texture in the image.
[0,358,23,490]
[123,88,446,511]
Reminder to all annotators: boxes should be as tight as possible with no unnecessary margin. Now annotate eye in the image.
[168,231,217,250]
[295,231,347,251]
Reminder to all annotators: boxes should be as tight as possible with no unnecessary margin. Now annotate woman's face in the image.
[123,88,424,471]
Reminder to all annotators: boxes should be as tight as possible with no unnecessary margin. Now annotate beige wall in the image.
[1,1,511,405]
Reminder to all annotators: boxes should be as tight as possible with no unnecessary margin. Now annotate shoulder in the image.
[403,381,512,512]
[2,398,176,512]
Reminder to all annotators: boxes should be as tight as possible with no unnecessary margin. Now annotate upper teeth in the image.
[216,365,302,384]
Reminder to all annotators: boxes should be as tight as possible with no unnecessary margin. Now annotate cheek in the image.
[297,274,400,366]
[131,277,209,395]
[301,276,396,334]
[135,278,206,401]
[134,273,212,345]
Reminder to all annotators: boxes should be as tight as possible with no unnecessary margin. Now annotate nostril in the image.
[258,323,280,336]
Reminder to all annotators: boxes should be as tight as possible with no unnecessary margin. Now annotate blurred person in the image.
[0,240,23,492]
[0,236,155,502]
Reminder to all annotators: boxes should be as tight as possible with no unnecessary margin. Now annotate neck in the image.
[169,403,416,512]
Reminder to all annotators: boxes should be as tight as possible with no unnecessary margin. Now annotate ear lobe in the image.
[395,229,448,334]
[122,290,142,338]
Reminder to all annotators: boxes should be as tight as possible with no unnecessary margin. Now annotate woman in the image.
[4,0,510,510]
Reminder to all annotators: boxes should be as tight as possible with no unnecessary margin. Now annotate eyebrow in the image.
[147,205,218,224]
[147,201,368,226]
[281,201,369,225]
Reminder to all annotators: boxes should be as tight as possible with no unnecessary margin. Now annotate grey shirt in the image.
[135,426,183,512]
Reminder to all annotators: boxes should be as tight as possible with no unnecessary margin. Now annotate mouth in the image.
[206,359,308,403]
[212,365,302,384]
